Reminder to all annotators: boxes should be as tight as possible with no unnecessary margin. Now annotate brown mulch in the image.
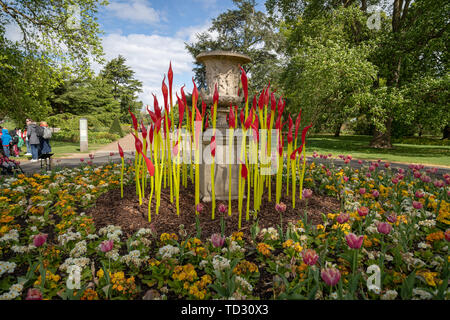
[87,182,340,241]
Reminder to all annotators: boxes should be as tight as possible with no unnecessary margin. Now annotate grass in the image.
[16,141,109,161]
[303,134,450,166]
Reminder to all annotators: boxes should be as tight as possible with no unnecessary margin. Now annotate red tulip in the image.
[140,151,155,177]
[301,123,313,146]
[357,206,369,217]
[240,161,248,180]
[176,93,185,129]
[118,142,124,158]
[168,62,173,98]
[240,66,248,103]
[270,92,277,112]
[287,113,293,144]
[412,201,423,209]
[228,104,236,129]
[345,233,364,249]
[258,89,264,111]
[210,135,216,157]
[33,234,47,247]
[336,213,349,224]
[162,75,169,113]
[192,78,199,106]
[129,107,138,131]
[302,249,319,266]
[131,132,143,154]
[321,268,341,286]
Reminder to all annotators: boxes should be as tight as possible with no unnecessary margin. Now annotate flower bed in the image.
[0,159,449,300]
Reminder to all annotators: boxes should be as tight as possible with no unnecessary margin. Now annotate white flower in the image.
[98,225,122,242]
[235,276,253,292]
[330,292,338,300]
[212,256,231,272]
[0,261,16,277]
[135,228,153,237]
[59,257,90,272]
[0,283,23,300]
[412,288,432,300]
[418,242,430,249]
[105,250,120,261]
[58,230,82,246]
[368,285,381,295]
[158,245,180,260]
[121,250,147,267]
[70,240,87,258]
[0,229,19,243]
[381,290,398,300]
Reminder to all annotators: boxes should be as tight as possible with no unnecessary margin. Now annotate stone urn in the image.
[195,50,252,201]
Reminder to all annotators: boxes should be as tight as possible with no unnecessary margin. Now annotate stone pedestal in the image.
[196,51,252,202]
[79,118,88,152]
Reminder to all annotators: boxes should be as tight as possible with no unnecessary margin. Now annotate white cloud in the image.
[106,0,163,25]
[94,33,195,109]
[175,21,219,43]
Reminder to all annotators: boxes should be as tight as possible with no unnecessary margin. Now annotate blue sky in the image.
[92,0,266,109]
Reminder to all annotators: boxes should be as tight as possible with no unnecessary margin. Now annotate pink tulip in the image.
[413,170,421,178]
[412,201,423,210]
[302,249,319,266]
[366,173,371,178]
[369,166,375,172]
[110,152,114,157]
[397,168,404,174]
[391,177,399,184]
[26,288,43,300]
[211,233,225,248]
[358,160,363,164]
[80,158,84,162]
[275,202,287,212]
[359,188,366,195]
[433,180,444,188]
[372,190,379,198]
[336,213,349,224]
[302,188,313,199]
[445,229,450,242]
[357,206,369,217]
[415,190,425,198]
[387,213,397,223]
[100,240,114,253]
[384,162,390,168]
[196,203,204,213]
[218,203,227,214]
[377,222,392,235]
[345,233,364,249]
[321,268,341,286]
[33,234,47,247]
[343,176,349,182]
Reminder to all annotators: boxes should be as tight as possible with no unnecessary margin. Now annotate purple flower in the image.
[387,213,397,223]
[412,201,423,210]
[345,233,364,249]
[336,213,349,224]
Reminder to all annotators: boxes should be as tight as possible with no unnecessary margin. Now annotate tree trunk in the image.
[443,125,450,140]
[370,118,393,148]
[334,122,342,137]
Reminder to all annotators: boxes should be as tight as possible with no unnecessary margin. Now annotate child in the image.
[0,148,20,175]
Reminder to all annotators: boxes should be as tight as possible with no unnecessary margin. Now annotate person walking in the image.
[39,121,52,154]
[23,125,31,156]
[26,119,41,162]
[1,128,12,157]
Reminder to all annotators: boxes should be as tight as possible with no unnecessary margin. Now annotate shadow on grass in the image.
[307,135,450,163]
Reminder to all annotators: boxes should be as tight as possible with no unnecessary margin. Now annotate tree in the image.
[0,29,56,123]
[0,0,105,74]
[266,0,449,147]
[100,55,143,121]
[186,0,282,91]
[278,5,378,134]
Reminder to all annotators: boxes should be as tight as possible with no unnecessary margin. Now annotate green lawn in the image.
[304,135,450,166]
[16,141,108,160]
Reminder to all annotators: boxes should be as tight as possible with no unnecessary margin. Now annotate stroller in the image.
[0,149,23,175]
